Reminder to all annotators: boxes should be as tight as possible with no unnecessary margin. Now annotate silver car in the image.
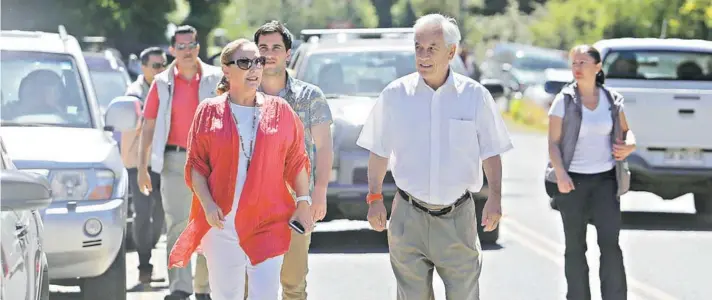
[290,29,504,243]
[0,136,52,300]
[0,27,138,300]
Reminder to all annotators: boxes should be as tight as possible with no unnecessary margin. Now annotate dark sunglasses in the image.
[151,62,167,69]
[226,57,266,70]
[174,42,199,51]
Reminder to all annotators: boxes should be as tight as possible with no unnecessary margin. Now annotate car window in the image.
[0,50,92,127]
[89,70,130,111]
[299,50,468,96]
[602,50,712,81]
[513,55,569,71]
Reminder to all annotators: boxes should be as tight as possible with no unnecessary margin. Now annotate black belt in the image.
[165,145,187,152]
[397,188,470,217]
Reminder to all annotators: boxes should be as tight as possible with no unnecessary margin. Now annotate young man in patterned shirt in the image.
[252,21,333,300]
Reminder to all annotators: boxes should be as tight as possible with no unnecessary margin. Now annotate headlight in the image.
[48,169,115,201]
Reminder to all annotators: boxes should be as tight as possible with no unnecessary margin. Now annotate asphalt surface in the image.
[50,130,712,300]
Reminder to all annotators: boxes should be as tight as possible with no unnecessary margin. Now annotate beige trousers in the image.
[389,192,482,300]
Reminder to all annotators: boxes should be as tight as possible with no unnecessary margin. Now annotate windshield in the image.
[602,50,712,81]
[1,51,92,127]
[513,55,570,71]
[89,70,130,111]
[301,50,467,96]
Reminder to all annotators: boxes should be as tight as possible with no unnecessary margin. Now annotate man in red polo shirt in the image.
[137,25,223,300]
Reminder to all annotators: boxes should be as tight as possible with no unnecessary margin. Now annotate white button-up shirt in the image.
[356,71,513,205]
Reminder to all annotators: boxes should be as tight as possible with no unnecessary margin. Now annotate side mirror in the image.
[544,81,567,95]
[501,63,512,73]
[105,96,141,132]
[481,79,505,99]
[1,170,52,212]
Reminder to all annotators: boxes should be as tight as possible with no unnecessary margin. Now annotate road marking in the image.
[503,218,680,300]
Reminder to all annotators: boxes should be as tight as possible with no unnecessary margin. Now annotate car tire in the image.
[694,193,712,215]
[81,235,127,300]
[474,196,499,244]
[39,264,49,300]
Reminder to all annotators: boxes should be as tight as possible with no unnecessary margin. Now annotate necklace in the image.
[228,95,258,170]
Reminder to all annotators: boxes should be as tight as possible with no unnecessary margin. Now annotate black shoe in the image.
[164,291,191,300]
[195,294,212,300]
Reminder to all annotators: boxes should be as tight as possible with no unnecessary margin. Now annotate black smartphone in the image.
[289,220,305,234]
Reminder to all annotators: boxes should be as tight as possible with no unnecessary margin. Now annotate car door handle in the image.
[679,109,695,115]
[15,224,28,239]
[674,95,700,100]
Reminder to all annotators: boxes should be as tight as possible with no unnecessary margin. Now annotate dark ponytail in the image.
[216,75,229,95]
[595,70,605,85]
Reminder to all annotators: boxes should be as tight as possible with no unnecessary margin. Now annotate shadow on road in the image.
[622,212,712,231]
[310,229,389,254]
[309,229,506,254]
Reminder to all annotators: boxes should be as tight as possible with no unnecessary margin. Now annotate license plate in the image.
[663,148,703,165]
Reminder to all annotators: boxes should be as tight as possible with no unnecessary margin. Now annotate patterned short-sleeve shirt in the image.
[261,75,333,188]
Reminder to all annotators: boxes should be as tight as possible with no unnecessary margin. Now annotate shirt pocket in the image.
[448,118,477,151]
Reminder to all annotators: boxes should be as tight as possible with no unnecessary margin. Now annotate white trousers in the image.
[201,226,284,300]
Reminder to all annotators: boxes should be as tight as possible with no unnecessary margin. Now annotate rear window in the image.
[602,50,712,81]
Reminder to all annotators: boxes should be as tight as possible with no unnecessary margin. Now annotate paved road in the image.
[51,131,712,300]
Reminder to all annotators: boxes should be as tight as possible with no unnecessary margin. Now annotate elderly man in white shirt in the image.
[356,14,513,300]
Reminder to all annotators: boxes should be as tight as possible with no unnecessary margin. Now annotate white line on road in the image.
[503,218,680,300]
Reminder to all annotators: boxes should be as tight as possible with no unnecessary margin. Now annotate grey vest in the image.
[545,83,631,197]
[150,60,223,173]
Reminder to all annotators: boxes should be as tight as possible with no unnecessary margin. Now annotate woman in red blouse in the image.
[167,39,314,300]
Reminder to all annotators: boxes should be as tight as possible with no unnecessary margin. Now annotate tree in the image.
[181,0,231,59]
[528,0,712,50]
[1,0,175,59]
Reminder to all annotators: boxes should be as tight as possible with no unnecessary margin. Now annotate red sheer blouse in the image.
[168,93,310,267]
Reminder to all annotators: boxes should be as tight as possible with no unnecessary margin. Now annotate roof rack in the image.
[58,25,70,52]
[300,28,414,42]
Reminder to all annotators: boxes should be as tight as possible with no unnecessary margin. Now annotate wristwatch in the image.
[296,195,312,205]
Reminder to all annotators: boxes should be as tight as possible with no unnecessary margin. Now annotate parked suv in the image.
[591,38,712,214]
[0,26,138,300]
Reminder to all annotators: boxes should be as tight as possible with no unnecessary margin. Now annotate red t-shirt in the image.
[143,68,201,148]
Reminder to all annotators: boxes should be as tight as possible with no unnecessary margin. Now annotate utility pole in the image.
[660,19,668,39]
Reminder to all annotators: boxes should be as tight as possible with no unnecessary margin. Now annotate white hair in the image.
[413,14,462,50]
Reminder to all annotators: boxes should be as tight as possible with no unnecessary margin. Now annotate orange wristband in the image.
[366,193,383,204]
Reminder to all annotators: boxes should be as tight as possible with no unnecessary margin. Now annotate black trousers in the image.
[555,169,627,300]
[127,167,164,272]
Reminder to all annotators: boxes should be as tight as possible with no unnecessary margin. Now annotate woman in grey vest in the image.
[547,45,636,300]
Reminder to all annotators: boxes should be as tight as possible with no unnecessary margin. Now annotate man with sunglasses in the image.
[122,46,167,287]
[138,25,222,300]
[253,21,333,300]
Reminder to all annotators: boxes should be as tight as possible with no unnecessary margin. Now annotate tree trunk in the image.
[370,0,396,28]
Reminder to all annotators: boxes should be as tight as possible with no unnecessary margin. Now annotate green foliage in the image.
[1,0,175,57]
[463,0,535,59]
[528,0,711,50]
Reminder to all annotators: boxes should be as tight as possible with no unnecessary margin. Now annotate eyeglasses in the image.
[226,57,266,70]
[174,42,199,51]
[151,62,167,69]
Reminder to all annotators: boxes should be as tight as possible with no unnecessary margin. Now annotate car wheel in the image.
[81,236,126,300]
[39,265,49,300]
[474,196,499,244]
[694,193,712,215]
